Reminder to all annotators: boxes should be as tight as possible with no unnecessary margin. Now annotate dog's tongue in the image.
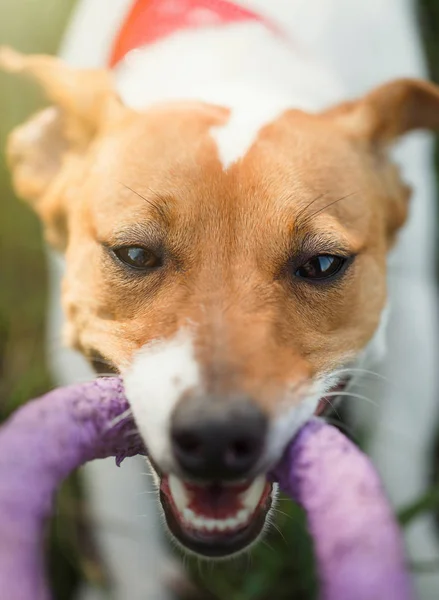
[163,474,270,527]
[184,481,252,518]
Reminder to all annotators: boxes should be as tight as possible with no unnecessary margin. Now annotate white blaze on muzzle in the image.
[123,328,200,469]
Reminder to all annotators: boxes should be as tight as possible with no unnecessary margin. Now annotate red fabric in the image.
[109,0,272,67]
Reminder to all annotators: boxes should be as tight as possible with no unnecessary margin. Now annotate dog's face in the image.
[3,48,439,557]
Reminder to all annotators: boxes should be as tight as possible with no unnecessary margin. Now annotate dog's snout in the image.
[171,397,267,480]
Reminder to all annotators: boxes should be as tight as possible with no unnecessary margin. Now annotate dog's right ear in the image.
[0,47,129,250]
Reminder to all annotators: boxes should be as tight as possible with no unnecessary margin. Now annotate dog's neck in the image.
[110,0,345,167]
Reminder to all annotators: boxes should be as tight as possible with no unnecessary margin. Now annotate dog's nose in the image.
[171,397,267,480]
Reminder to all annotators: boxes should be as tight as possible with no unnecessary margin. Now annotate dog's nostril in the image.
[227,439,256,463]
[175,433,203,457]
[171,398,268,479]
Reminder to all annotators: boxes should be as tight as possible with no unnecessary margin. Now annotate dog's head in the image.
[3,47,439,557]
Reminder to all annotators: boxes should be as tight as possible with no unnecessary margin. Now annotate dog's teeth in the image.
[194,517,205,529]
[215,520,227,532]
[236,508,250,524]
[182,510,246,533]
[169,475,190,511]
[183,507,195,522]
[205,519,216,531]
[240,476,266,510]
[223,518,233,530]
[171,477,268,534]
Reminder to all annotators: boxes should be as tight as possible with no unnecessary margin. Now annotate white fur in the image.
[269,304,391,466]
[53,1,439,599]
[114,21,344,166]
[209,85,299,169]
[266,374,341,467]
[59,0,133,68]
[360,303,391,369]
[123,329,200,469]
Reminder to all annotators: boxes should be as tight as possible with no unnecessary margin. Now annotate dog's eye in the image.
[113,246,162,270]
[295,255,347,281]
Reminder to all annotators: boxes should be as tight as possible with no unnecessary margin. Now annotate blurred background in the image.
[2,1,439,599]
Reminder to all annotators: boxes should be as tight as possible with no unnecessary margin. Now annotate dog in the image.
[2,0,439,598]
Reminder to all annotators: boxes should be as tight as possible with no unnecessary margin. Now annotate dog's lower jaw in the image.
[149,464,276,559]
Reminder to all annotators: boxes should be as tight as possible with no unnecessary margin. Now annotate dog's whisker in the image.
[293,192,326,222]
[324,390,379,407]
[118,181,169,222]
[181,552,188,573]
[246,550,254,573]
[330,367,389,381]
[272,508,293,520]
[196,556,206,579]
[326,394,423,446]
[322,395,343,421]
[300,190,360,226]
[270,521,287,544]
[261,539,275,553]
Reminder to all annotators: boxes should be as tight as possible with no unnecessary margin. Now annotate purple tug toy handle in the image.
[273,420,413,600]
[0,378,413,600]
[0,378,145,600]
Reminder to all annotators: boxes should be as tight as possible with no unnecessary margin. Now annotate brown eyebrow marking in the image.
[296,231,355,256]
[104,222,165,249]
[119,182,172,223]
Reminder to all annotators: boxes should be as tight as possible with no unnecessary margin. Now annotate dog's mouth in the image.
[145,376,349,558]
[159,474,273,557]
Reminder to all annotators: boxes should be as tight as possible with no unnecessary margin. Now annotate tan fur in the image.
[2,48,439,415]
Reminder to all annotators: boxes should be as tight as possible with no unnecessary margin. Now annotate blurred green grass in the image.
[0,0,75,411]
[1,1,439,599]
[0,2,82,598]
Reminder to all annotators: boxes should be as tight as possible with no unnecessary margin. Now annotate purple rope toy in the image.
[0,378,413,600]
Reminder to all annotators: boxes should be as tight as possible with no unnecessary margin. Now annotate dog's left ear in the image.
[0,47,129,250]
[324,78,439,144]
[323,78,439,239]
